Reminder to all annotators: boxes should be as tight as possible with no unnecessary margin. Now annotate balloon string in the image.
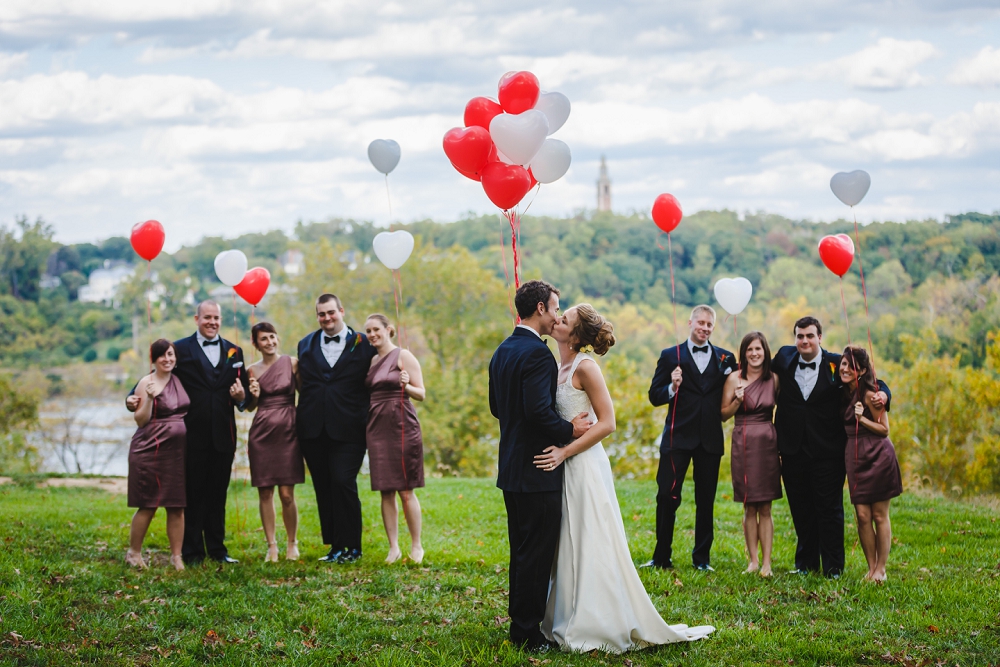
[520,184,542,216]
[385,174,394,230]
[390,268,408,489]
[667,231,680,502]
[839,277,852,346]
[734,314,748,505]
[851,208,877,382]
[146,260,153,370]
[498,218,516,325]
[507,209,521,289]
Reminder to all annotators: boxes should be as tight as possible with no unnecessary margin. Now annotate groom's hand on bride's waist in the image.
[571,412,593,438]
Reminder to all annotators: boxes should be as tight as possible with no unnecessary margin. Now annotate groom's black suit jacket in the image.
[648,341,737,456]
[489,327,575,494]
[772,345,891,459]
[296,327,377,443]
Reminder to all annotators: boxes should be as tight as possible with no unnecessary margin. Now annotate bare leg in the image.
[166,508,185,570]
[127,508,156,567]
[400,489,423,563]
[758,502,774,577]
[277,485,299,560]
[258,486,278,562]
[743,502,759,573]
[381,491,401,563]
[854,504,877,580]
[871,500,892,582]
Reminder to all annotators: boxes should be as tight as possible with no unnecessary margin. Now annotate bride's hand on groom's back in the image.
[571,412,593,438]
[534,446,566,471]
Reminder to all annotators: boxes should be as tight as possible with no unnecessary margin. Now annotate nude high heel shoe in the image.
[265,542,279,563]
[125,550,147,569]
[286,540,299,561]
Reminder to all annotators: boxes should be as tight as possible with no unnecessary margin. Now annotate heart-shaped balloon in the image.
[830,170,870,207]
[498,71,541,114]
[130,219,165,262]
[651,194,683,233]
[214,249,248,287]
[481,162,532,210]
[489,110,549,166]
[443,126,494,175]
[528,138,571,184]
[372,230,415,270]
[713,277,753,316]
[234,267,270,306]
[818,234,855,277]
[534,91,571,135]
[368,139,401,175]
[464,97,503,130]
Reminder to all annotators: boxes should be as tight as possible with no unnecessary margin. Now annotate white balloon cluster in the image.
[489,91,572,184]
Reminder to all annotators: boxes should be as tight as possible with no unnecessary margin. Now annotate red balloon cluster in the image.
[234,267,270,306]
[652,194,683,234]
[443,71,544,210]
[130,220,165,261]
[818,234,855,277]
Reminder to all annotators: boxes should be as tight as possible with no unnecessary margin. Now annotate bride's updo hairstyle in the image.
[570,304,616,356]
[365,313,396,338]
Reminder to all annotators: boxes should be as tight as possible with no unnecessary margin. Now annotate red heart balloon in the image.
[234,267,270,306]
[498,71,540,115]
[481,162,532,210]
[443,126,494,175]
[651,194,683,233]
[130,219,165,261]
[527,168,538,189]
[818,234,855,277]
[464,97,503,130]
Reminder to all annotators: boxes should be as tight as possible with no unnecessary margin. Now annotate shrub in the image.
[83,349,97,362]
[106,347,121,361]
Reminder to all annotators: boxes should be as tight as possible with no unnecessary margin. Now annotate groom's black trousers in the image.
[653,445,720,567]
[503,490,561,645]
[300,433,366,550]
[780,450,846,576]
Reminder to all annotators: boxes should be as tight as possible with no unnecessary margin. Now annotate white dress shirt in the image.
[196,331,222,367]
[667,338,722,399]
[320,328,349,367]
[794,352,822,400]
[516,323,542,339]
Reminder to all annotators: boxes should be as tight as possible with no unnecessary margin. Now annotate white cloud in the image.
[817,38,940,90]
[0,52,28,74]
[950,46,1000,86]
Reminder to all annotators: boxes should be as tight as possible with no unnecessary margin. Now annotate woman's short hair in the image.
[149,338,175,364]
[251,321,277,347]
[738,331,772,381]
[569,303,616,356]
[365,313,396,338]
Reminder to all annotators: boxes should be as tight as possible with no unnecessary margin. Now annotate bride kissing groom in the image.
[489,280,714,654]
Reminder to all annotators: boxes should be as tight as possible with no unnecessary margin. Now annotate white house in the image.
[78,263,135,306]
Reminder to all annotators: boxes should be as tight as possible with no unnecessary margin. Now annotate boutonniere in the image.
[719,353,728,368]
[829,361,836,380]
[349,332,362,352]
[226,348,237,363]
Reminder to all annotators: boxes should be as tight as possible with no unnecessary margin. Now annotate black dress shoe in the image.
[337,548,362,564]
[639,559,673,570]
[211,555,239,564]
[527,639,559,653]
[694,563,715,572]
[318,547,348,563]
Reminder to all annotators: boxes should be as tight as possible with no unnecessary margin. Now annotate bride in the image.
[535,304,715,653]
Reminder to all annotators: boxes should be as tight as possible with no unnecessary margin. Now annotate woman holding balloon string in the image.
[245,322,305,562]
[721,332,782,577]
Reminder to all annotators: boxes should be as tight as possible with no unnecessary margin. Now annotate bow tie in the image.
[324,334,341,344]
[202,339,221,347]
[798,361,816,370]
[692,345,709,354]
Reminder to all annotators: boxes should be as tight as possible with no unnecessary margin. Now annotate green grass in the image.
[1,476,998,666]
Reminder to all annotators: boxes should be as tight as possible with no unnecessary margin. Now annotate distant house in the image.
[78,262,135,307]
[280,249,305,276]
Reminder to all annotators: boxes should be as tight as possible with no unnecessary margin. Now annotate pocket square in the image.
[723,367,732,375]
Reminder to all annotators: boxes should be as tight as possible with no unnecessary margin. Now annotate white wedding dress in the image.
[541,353,715,653]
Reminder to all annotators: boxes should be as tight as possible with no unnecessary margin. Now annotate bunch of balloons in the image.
[214,249,271,307]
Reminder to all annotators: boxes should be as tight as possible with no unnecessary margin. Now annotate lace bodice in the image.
[556,353,596,422]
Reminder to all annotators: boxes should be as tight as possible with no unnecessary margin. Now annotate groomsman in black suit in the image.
[644,305,737,571]
[772,316,890,578]
[297,293,377,564]
[489,280,592,652]
[127,300,249,564]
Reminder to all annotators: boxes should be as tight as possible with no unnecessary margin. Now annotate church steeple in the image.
[597,155,611,212]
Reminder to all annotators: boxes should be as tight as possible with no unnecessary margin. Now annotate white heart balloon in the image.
[489,110,549,166]
[830,170,871,207]
[529,139,571,184]
[368,139,401,175]
[713,277,753,316]
[214,249,248,287]
[534,91,571,135]
[372,230,414,270]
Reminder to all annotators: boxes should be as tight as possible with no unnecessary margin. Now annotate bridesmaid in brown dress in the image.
[721,331,782,577]
[126,338,189,571]
[246,322,304,562]
[364,313,426,565]
[840,345,902,583]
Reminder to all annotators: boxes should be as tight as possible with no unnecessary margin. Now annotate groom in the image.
[489,280,592,652]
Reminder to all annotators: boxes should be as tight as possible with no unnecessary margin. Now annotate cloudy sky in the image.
[1,1,999,248]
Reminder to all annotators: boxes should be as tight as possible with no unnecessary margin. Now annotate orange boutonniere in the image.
[829,361,836,380]
[227,348,237,360]
[349,333,361,352]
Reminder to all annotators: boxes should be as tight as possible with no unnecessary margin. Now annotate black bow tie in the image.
[324,334,341,344]
[202,339,220,347]
[692,345,709,354]
[798,361,816,370]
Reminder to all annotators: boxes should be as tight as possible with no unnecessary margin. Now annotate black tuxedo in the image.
[647,340,737,567]
[772,345,892,575]
[296,327,377,551]
[488,327,574,646]
[127,333,249,562]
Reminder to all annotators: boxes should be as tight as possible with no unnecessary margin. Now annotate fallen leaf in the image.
[928,625,939,633]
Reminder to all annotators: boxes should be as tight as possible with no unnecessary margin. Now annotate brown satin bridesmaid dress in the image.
[730,376,783,504]
[128,374,190,508]
[247,355,305,487]
[365,348,425,491]
[844,393,903,505]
